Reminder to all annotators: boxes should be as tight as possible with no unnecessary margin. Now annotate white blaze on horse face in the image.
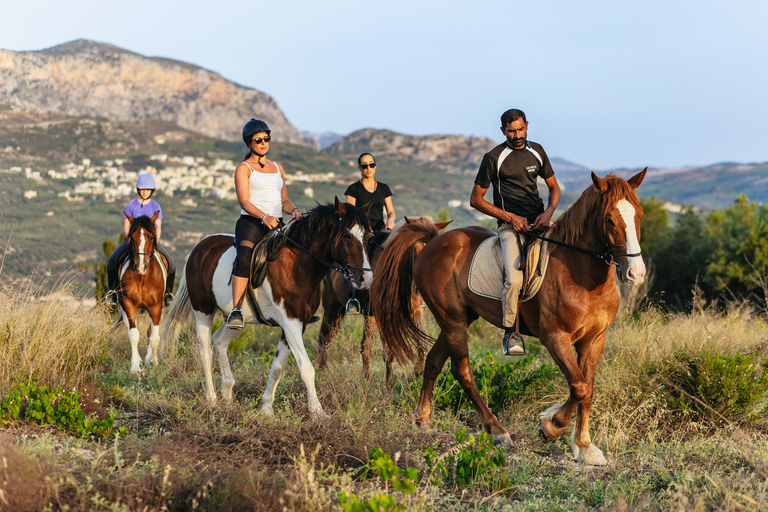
[137,229,148,274]
[616,199,646,284]
[350,224,373,289]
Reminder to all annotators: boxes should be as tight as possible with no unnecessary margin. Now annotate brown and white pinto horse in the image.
[119,211,169,373]
[162,199,373,419]
[315,217,451,385]
[372,170,647,465]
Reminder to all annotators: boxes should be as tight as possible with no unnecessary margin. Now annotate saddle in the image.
[229,231,286,326]
[467,231,552,303]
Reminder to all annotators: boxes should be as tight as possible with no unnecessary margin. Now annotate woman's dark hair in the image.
[243,135,253,162]
[358,153,375,166]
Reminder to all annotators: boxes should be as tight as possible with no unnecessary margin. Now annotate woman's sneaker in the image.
[227,308,245,330]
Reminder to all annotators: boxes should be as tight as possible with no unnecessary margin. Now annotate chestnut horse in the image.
[316,217,451,385]
[372,170,647,465]
[162,199,373,419]
[118,212,170,373]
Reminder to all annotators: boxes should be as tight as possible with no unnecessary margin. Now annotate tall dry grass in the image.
[0,275,113,394]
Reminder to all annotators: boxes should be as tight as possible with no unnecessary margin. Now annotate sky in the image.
[2,0,767,170]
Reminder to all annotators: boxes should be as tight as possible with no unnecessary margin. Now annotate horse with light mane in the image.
[117,211,170,373]
[372,170,647,465]
[316,216,451,385]
[162,198,373,420]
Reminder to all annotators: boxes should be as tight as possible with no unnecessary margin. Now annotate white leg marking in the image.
[616,199,646,284]
[212,323,240,401]
[145,323,161,366]
[571,428,608,465]
[194,310,216,404]
[261,339,291,416]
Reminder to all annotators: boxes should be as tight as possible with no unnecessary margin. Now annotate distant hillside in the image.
[0,39,305,145]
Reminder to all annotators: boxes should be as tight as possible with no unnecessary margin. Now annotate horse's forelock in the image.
[551,174,640,247]
[128,215,157,240]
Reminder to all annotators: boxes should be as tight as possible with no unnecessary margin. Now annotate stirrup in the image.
[163,292,174,307]
[307,315,320,325]
[345,298,361,315]
[227,308,245,330]
[105,290,118,304]
[502,330,526,356]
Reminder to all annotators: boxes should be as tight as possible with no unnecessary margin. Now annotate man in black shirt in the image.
[470,109,560,355]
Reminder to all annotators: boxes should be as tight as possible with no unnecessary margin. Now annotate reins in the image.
[275,217,371,283]
[525,229,641,266]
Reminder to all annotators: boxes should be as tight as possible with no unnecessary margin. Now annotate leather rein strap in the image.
[524,230,641,266]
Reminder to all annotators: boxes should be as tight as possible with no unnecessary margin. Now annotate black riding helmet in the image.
[242,118,271,144]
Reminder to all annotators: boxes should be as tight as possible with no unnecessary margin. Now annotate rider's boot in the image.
[106,289,118,304]
[502,328,525,356]
[227,308,245,330]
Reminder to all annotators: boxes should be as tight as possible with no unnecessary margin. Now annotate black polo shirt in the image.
[474,141,554,223]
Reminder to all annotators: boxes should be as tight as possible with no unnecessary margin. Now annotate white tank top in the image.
[240,161,283,217]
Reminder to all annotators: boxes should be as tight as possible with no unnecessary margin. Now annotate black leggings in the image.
[233,215,269,278]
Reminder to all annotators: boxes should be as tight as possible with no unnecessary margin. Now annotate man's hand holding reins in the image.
[530,209,554,231]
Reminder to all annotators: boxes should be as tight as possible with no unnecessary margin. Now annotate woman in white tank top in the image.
[227,118,303,329]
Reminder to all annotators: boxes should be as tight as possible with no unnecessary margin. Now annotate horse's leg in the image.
[121,304,142,374]
[316,310,343,370]
[144,303,163,367]
[447,334,514,448]
[193,310,217,404]
[414,331,451,433]
[282,320,328,421]
[212,323,241,401]
[570,333,608,465]
[538,332,589,445]
[261,335,291,416]
[362,313,375,382]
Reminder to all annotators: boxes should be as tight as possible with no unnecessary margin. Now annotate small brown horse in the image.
[316,217,451,385]
[118,212,170,373]
[372,170,647,465]
[162,199,373,419]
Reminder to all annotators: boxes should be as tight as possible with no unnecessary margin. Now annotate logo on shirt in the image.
[526,165,538,173]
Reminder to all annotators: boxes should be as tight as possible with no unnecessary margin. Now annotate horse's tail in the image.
[160,263,192,356]
[371,221,440,365]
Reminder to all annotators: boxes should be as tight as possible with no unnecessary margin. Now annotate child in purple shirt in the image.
[107,174,176,305]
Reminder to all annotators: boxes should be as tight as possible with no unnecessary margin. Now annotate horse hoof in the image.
[260,405,274,416]
[311,411,330,422]
[575,444,608,466]
[538,423,554,443]
[494,433,514,450]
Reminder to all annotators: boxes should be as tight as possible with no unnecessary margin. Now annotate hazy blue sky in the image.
[2,0,767,169]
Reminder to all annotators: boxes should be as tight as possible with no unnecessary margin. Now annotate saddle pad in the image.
[468,234,551,303]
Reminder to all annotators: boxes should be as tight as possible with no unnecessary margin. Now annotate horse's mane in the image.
[127,215,157,240]
[548,174,641,246]
[250,202,371,278]
[382,216,434,248]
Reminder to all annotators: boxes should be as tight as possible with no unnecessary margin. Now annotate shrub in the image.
[338,448,419,511]
[422,430,506,489]
[647,349,768,424]
[0,380,126,438]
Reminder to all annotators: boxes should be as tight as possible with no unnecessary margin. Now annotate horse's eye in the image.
[342,233,353,241]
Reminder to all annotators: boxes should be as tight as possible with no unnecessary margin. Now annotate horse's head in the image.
[331,197,374,289]
[125,211,159,276]
[591,168,647,285]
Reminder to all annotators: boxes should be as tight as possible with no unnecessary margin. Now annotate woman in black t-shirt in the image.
[344,153,396,231]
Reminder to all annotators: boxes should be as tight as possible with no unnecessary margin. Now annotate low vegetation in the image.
[1,273,768,510]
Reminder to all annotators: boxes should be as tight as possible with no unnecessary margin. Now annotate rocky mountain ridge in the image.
[0,39,305,145]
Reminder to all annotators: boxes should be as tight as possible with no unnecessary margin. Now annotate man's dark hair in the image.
[500,109,527,127]
[358,153,374,166]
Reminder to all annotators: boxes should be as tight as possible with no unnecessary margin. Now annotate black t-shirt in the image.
[474,141,555,224]
[344,180,392,231]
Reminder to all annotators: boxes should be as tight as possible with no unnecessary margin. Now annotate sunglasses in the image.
[251,136,271,144]
[360,163,376,169]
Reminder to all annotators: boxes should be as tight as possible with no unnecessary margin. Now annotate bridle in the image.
[525,211,641,267]
[275,217,371,286]
[129,226,156,271]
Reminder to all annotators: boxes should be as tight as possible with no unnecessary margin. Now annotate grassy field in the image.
[1,272,768,511]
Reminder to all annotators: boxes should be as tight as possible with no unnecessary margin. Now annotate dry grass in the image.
[3,276,768,510]
[0,275,113,394]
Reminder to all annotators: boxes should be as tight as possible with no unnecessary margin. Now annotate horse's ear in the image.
[124,212,134,223]
[627,167,647,189]
[360,202,372,215]
[404,216,413,224]
[334,196,347,216]
[435,220,453,231]
[150,211,160,223]
[591,172,609,193]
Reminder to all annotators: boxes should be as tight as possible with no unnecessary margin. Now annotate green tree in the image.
[93,238,116,300]
[638,196,671,263]
[703,194,768,296]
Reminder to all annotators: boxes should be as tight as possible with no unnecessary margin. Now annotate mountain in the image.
[0,39,305,145]
[302,131,344,150]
